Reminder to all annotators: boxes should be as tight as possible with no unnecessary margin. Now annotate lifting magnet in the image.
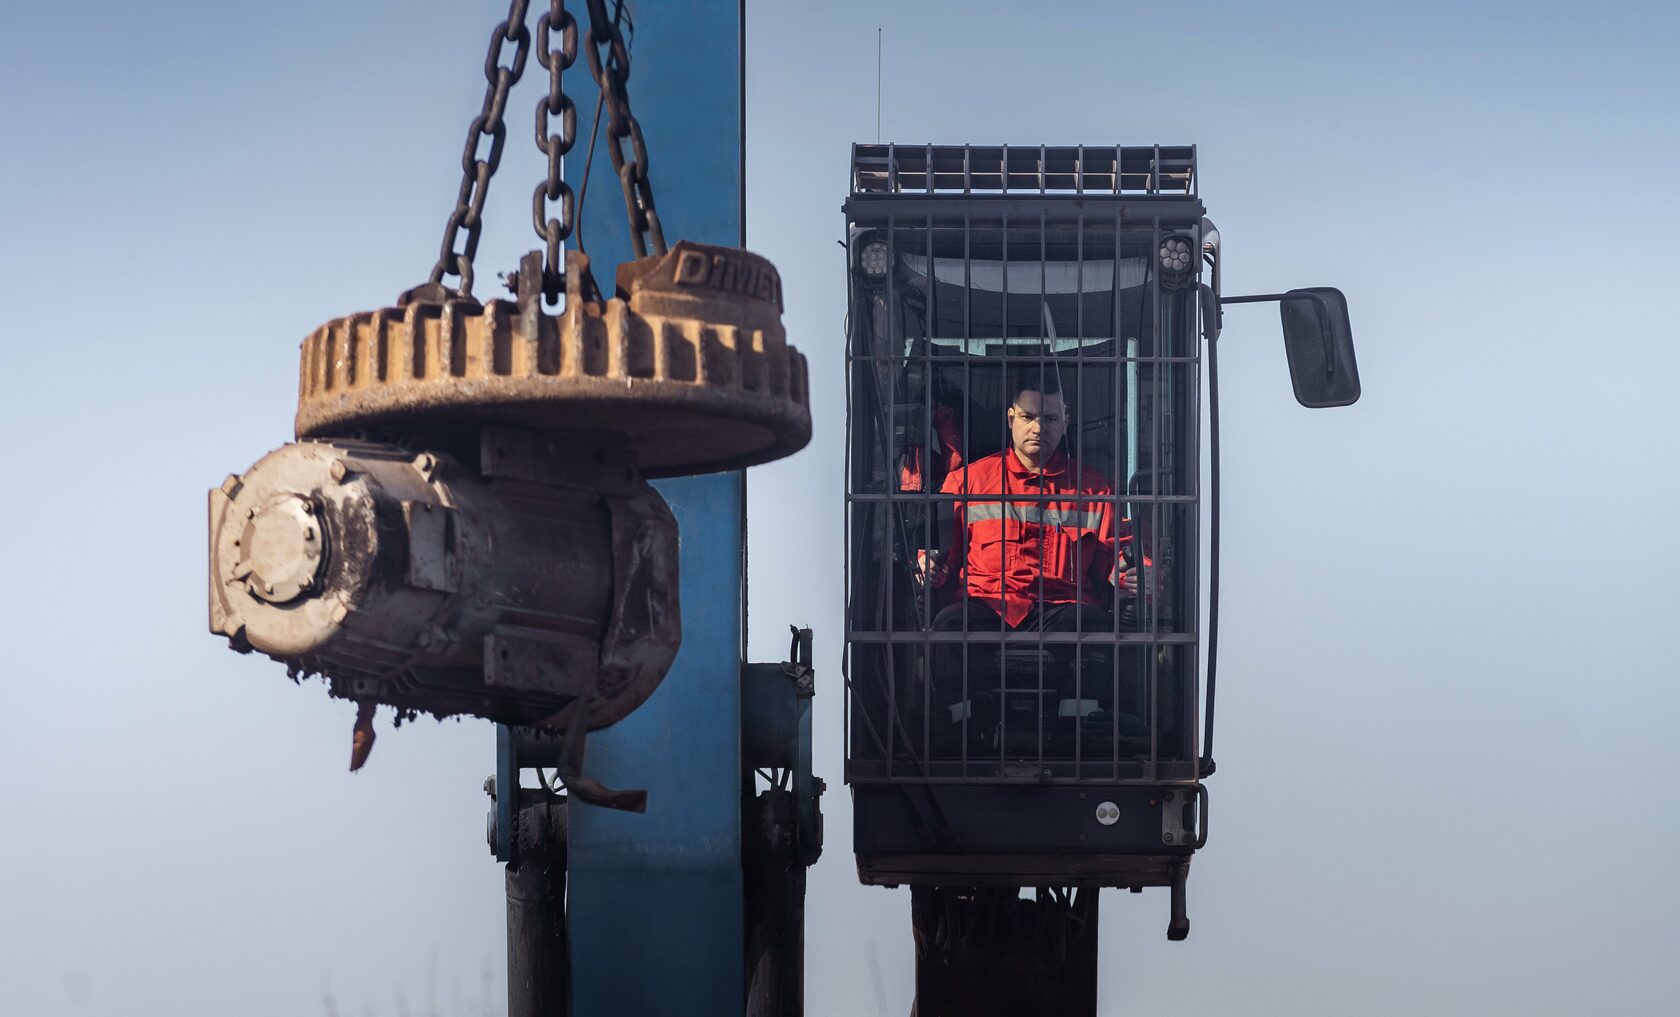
[295,246,809,478]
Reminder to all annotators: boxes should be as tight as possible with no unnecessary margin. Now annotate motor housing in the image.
[208,426,679,731]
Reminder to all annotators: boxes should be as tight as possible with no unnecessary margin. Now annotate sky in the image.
[2,1,1678,1015]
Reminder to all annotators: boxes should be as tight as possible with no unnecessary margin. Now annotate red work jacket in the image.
[899,405,964,492]
[939,448,1127,627]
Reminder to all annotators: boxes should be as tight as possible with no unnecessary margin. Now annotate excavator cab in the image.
[842,149,1359,999]
[842,145,1360,1013]
[843,145,1209,929]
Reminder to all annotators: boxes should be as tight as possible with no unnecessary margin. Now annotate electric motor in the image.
[208,427,678,732]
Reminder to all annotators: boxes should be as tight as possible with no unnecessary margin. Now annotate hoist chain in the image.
[408,0,667,306]
[531,0,578,304]
[422,0,533,301]
[583,0,667,260]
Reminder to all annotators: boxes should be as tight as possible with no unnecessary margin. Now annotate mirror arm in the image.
[1218,292,1293,305]
[1221,291,1339,376]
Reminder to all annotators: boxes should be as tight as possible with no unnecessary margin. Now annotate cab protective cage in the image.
[843,144,1211,892]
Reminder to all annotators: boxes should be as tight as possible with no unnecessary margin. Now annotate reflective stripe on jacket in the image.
[939,448,1128,627]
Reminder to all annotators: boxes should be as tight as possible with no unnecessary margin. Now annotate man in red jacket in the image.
[919,372,1141,700]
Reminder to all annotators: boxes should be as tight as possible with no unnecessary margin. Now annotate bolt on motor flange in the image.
[295,244,810,476]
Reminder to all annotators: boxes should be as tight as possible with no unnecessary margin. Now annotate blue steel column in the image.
[563,3,746,1016]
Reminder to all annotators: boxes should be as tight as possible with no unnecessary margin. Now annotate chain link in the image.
[423,0,534,300]
[412,0,664,304]
[583,0,666,259]
[531,0,579,303]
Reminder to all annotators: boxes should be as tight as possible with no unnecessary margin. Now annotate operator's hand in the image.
[1112,563,1139,595]
[915,549,947,590]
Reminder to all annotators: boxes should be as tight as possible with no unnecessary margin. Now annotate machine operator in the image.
[917,372,1143,701]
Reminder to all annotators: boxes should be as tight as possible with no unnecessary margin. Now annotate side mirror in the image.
[1279,287,1360,407]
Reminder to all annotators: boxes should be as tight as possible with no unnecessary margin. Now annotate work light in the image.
[1159,233,1195,290]
[859,239,891,279]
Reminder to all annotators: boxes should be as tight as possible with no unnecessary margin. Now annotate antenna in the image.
[876,28,882,142]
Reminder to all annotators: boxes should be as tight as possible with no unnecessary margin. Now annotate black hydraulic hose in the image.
[1202,328,1220,774]
[1201,290,1305,774]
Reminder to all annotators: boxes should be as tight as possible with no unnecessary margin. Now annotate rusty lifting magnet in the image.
[207,0,809,802]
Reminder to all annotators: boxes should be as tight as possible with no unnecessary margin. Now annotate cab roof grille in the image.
[851,143,1196,197]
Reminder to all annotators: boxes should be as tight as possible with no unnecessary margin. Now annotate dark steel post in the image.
[911,887,1099,1017]
[743,789,810,1017]
[506,793,569,1017]
[1168,861,1190,942]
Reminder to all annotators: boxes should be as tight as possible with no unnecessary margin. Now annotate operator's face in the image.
[1008,390,1067,467]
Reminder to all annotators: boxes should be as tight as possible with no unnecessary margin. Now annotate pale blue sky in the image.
[2,2,1677,1015]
